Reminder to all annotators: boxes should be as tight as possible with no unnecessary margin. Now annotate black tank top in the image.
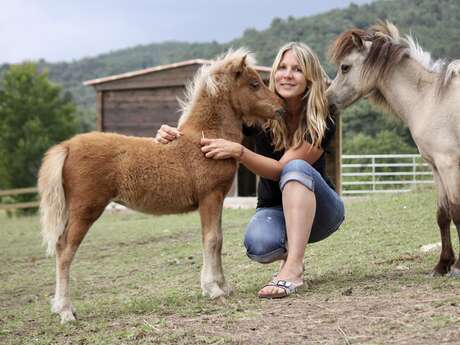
[243,116,336,208]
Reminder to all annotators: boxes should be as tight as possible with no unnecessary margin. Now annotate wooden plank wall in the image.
[102,86,184,136]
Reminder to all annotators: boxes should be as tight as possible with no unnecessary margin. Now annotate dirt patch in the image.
[147,287,460,344]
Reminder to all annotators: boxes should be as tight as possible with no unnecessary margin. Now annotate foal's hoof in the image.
[220,281,234,296]
[60,309,77,324]
[448,268,460,277]
[202,284,227,299]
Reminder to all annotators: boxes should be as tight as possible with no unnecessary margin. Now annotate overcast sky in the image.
[1,0,373,64]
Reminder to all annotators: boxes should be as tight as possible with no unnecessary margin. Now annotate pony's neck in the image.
[179,94,243,143]
[377,58,437,127]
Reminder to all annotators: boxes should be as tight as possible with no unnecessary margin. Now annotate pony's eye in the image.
[341,64,351,74]
[249,80,260,88]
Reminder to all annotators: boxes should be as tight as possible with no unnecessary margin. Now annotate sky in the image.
[1,0,373,64]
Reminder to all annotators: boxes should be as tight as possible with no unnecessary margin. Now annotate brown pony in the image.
[38,49,285,323]
[327,21,460,277]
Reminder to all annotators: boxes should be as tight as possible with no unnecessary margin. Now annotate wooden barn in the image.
[84,60,341,196]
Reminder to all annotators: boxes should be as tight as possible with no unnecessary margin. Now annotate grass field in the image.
[1,189,459,344]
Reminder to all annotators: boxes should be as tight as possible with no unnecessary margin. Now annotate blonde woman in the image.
[155,42,344,298]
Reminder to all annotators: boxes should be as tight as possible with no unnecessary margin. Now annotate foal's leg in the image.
[431,171,455,276]
[199,191,230,298]
[52,205,105,323]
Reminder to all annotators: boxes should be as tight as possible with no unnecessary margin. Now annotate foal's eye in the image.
[341,64,351,74]
[249,79,260,89]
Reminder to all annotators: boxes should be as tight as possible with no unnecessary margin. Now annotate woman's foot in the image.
[258,263,304,298]
[258,279,302,298]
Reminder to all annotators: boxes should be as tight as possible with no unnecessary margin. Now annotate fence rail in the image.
[342,154,433,195]
[0,187,39,210]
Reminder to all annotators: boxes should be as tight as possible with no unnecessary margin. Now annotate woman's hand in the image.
[153,124,182,144]
[200,138,243,160]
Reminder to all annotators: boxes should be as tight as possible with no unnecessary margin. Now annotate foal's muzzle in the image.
[276,108,286,117]
[329,103,338,115]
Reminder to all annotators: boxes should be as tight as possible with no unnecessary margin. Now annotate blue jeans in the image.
[244,159,345,263]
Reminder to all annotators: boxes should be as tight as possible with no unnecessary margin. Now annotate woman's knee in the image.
[280,159,315,192]
[244,223,286,263]
[281,159,313,175]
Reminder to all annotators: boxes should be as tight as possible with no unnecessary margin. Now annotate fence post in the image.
[412,156,416,187]
[372,156,376,192]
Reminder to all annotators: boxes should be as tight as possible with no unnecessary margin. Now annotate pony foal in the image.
[38,49,285,323]
[327,21,460,277]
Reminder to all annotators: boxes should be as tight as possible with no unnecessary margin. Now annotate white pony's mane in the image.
[404,35,446,73]
[381,21,459,86]
[177,48,256,127]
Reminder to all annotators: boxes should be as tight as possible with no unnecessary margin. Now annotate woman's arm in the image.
[200,138,323,181]
[279,141,323,166]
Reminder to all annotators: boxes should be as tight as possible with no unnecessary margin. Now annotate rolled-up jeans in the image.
[244,159,345,263]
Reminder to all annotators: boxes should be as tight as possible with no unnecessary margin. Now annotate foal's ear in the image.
[351,32,364,50]
[235,55,247,78]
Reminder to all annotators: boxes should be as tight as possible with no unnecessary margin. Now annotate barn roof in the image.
[83,59,271,86]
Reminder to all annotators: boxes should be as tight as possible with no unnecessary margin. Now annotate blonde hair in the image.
[265,42,330,150]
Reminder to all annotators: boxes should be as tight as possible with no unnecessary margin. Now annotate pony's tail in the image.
[38,144,69,256]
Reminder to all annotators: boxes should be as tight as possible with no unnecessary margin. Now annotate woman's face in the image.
[274,49,307,103]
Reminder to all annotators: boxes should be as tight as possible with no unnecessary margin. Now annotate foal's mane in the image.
[329,21,460,102]
[177,48,256,127]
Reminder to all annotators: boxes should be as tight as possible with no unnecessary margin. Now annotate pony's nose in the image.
[329,103,338,115]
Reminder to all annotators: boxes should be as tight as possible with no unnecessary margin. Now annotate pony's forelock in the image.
[178,48,256,127]
[328,28,369,65]
[369,20,400,42]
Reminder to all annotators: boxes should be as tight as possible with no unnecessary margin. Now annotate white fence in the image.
[341,154,434,195]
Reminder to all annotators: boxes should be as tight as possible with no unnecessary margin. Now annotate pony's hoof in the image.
[202,284,227,299]
[221,282,234,296]
[60,309,77,324]
[429,270,444,277]
[50,297,64,314]
[448,268,460,277]
[51,303,60,314]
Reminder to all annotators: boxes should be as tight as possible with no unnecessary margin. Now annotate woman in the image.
[155,42,344,298]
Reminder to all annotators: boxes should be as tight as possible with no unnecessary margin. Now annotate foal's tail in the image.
[38,144,69,256]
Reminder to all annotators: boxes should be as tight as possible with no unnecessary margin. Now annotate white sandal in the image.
[258,279,303,299]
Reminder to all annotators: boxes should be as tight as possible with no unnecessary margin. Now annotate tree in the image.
[0,63,78,211]
[343,131,418,154]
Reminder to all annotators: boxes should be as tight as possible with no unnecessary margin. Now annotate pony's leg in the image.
[451,202,460,276]
[431,170,455,276]
[433,160,460,276]
[198,191,231,298]
[52,204,105,323]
